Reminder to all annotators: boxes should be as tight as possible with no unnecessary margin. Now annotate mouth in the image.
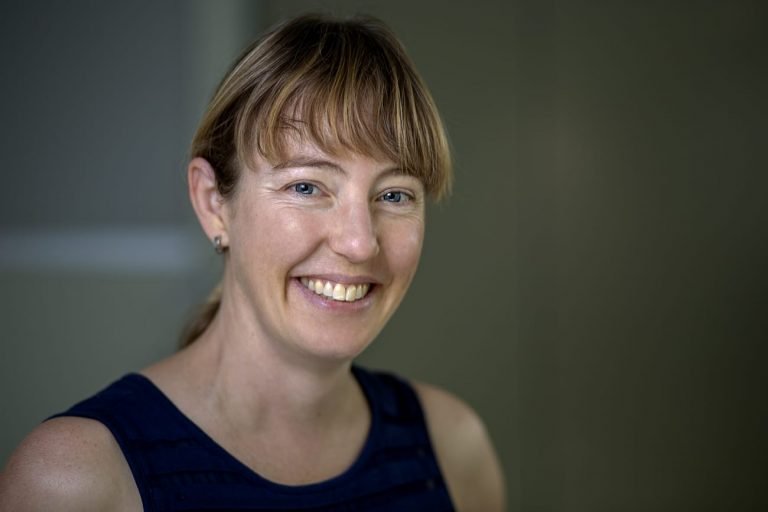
[299,277,372,303]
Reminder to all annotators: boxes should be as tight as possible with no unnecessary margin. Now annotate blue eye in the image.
[381,191,406,203]
[293,182,316,195]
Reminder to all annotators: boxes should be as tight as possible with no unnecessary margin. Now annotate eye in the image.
[380,190,411,203]
[292,182,316,195]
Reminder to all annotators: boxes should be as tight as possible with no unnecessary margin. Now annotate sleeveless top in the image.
[50,366,456,511]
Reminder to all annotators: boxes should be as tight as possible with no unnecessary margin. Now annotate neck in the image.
[160,291,365,433]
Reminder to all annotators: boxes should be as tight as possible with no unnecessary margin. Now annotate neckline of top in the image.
[124,365,380,493]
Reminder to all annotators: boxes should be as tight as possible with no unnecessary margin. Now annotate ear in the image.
[188,157,229,247]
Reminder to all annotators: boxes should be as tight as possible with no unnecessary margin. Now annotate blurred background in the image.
[1,1,766,510]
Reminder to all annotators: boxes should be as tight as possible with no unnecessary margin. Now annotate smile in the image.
[299,277,372,303]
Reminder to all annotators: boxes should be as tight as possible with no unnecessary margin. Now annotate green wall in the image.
[268,1,767,509]
[1,1,766,510]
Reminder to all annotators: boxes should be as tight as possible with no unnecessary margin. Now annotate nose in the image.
[329,201,380,263]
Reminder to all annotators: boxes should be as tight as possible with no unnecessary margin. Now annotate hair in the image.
[180,13,452,348]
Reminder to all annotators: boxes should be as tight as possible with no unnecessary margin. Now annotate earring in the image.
[213,235,226,254]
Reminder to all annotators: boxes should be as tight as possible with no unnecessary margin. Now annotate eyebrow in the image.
[271,157,346,174]
[271,156,407,178]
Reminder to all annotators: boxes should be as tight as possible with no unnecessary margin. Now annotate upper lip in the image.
[296,273,380,285]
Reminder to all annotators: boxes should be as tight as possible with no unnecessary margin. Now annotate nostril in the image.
[330,217,379,262]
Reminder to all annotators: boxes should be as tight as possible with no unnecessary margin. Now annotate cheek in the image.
[381,219,424,276]
[253,208,326,263]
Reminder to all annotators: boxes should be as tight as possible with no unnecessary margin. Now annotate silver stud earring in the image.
[213,235,225,254]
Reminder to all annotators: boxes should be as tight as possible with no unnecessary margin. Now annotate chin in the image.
[292,330,377,363]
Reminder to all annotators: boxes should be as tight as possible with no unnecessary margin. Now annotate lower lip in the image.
[291,278,376,312]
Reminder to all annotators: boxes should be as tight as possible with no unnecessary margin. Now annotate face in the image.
[220,144,425,362]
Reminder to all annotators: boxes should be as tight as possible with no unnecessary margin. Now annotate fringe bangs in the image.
[231,16,451,200]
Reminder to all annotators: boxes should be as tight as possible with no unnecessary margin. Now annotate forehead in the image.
[262,136,398,173]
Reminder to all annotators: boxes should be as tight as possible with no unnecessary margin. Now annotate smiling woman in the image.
[190,148,426,364]
[0,14,505,512]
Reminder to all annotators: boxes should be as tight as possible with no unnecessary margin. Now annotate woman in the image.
[0,14,505,511]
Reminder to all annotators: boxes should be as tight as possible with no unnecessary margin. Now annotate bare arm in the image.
[0,417,141,512]
[414,382,507,512]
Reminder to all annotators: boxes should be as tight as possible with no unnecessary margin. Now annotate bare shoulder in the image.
[413,381,507,512]
[0,417,141,512]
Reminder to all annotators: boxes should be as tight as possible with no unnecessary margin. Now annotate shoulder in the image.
[413,381,507,512]
[0,416,140,511]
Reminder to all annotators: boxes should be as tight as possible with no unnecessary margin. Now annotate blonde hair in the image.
[180,14,452,347]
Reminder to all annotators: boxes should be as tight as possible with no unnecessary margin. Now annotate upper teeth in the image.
[300,278,371,302]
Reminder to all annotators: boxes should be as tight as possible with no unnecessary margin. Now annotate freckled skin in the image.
[221,146,426,362]
[0,146,505,512]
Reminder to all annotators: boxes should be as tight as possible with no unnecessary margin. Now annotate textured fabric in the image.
[50,366,455,511]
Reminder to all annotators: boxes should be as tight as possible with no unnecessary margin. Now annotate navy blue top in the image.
[50,366,455,511]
